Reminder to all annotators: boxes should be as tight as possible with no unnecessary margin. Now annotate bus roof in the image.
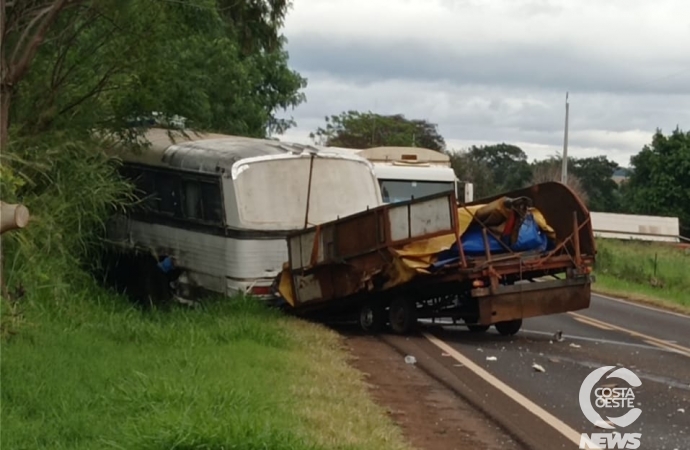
[105,128,363,175]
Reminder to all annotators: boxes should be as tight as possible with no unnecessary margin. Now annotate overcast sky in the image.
[273,0,690,167]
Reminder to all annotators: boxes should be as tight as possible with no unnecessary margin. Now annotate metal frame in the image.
[286,190,459,271]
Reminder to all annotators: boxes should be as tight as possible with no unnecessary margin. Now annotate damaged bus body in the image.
[104,128,383,303]
[274,181,596,335]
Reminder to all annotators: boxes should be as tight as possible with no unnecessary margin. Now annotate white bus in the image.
[327,146,474,204]
[103,128,382,303]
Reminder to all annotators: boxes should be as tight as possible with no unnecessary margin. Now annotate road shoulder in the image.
[343,330,525,450]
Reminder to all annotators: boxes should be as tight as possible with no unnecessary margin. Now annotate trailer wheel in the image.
[388,297,417,334]
[359,302,386,333]
[467,324,490,333]
[495,319,523,336]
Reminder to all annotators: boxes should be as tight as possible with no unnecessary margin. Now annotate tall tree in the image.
[528,155,622,211]
[310,110,446,151]
[2,0,307,146]
[530,157,589,205]
[466,143,533,194]
[0,0,89,148]
[623,128,690,237]
[570,156,621,212]
[448,150,497,200]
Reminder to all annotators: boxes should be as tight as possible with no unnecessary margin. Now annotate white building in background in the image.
[590,211,681,243]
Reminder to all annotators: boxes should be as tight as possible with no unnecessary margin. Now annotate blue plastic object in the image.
[511,213,549,253]
[430,212,551,270]
[157,256,174,274]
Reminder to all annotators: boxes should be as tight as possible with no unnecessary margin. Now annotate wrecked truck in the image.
[273,181,596,335]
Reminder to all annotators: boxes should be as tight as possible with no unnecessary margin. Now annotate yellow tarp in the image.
[277,198,556,307]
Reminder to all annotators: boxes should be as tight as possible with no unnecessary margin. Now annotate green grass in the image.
[593,238,690,312]
[2,132,682,449]
[1,134,409,450]
[1,283,410,450]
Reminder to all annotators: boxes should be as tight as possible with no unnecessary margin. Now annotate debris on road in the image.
[678,408,685,413]
[553,330,564,342]
[405,355,417,364]
[532,363,546,372]
[569,343,581,348]
[486,356,498,361]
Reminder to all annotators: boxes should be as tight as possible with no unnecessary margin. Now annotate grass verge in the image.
[1,134,411,450]
[593,238,690,314]
[1,284,410,450]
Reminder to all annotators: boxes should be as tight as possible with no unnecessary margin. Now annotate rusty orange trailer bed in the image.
[273,182,596,335]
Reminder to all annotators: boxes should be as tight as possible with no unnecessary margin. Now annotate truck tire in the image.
[495,319,522,336]
[388,297,417,334]
[359,301,386,333]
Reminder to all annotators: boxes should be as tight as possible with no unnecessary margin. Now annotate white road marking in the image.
[422,332,603,449]
[569,312,690,358]
[592,292,690,319]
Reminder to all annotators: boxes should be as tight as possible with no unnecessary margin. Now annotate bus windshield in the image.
[379,179,454,203]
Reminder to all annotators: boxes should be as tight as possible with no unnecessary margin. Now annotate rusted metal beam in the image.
[573,211,581,266]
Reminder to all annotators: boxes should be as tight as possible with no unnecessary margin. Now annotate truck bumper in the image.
[472,275,593,325]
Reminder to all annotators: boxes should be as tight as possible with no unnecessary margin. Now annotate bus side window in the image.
[182,180,203,220]
[136,171,157,211]
[121,166,154,212]
[155,172,181,216]
[200,181,223,224]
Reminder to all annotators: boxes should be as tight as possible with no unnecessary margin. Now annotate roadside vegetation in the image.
[593,238,690,311]
[0,137,409,450]
[1,2,410,448]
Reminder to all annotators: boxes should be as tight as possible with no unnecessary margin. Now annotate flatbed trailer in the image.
[273,181,596,335]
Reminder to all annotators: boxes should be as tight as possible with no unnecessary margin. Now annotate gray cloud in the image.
[274,0,690,168]
[286,38,690,96]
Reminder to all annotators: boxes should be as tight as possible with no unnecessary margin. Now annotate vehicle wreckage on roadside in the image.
[273,181,596,335]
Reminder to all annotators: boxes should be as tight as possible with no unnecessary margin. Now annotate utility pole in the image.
[561,92,569,185]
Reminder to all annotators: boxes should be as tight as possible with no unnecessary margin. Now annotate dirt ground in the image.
[344,332,524,450]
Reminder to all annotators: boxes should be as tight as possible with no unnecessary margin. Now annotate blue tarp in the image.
[430,213,551,270]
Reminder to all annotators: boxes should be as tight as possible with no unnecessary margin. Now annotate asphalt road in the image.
[410,294,690,450]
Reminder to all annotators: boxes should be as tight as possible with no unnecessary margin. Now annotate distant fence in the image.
[590,212,681,243]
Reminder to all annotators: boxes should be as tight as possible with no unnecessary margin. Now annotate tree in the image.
[2,0,307,146]
[570,156,621,212]
[530,157,589,205]
[0,0,88,148]
[623,128,690,237]
[466,143,533,194]
[448,150,497,199]
[310,111,445,151]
